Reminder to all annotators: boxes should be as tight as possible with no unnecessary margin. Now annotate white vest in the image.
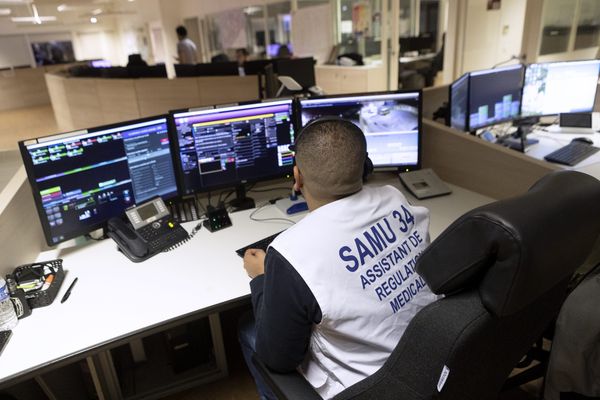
[270,185,438,399]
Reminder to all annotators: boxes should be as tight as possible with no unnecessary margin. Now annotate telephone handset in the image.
[107,197,190,262]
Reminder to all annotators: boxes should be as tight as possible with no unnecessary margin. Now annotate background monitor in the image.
[468,64,524,131]
[521,59,600,117]
[449,73,469,131]
[299,91,422,170]
[19,116,178,246]
[170,100,295,196]
[275,57,316,89]
[196,62,240,76]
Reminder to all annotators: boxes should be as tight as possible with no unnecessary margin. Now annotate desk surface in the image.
[526,129,600,177]
[0,174,493,386]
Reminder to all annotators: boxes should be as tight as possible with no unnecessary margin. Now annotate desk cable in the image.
[250,198,296,225]
[162,218,206,253]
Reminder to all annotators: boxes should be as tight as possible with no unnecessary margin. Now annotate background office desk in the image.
[0,174,493,399]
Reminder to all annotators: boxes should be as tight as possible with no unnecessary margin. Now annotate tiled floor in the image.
[0,105,58,151]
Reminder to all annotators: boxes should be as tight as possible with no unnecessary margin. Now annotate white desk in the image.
[525,130,600,176]
[0,174,494,395]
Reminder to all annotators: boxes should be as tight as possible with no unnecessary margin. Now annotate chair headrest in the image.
[416,171,600,317]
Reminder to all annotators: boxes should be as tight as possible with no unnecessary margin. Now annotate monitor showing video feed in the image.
[19,116,178,246]
[299,91,422,170]
[468,64,524,130]
[170,100,295,195]
[521,59,600,117]
[450,73,469,131]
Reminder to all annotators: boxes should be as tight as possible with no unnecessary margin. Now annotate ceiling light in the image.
[11,16,56,22]
[11,4,56,24]
[92,8,102,15]
[0,8,11,15]
[57,4,67,12]
[90,16,97,23]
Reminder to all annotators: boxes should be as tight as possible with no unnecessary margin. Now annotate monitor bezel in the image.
[467,63,525,132]
[168,99,296,196]
[19,114,178,247]
[520,59,600,118]
[448,72,471,132]
[296,89,423,172]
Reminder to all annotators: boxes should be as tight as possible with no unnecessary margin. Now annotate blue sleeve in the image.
[249,248,322,373]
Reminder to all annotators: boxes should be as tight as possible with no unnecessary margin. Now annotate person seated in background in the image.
[127,53,148,67]
[236,48,249,66]
[239,118,438,400]
[211,53,230,63]
[276,43,292,59]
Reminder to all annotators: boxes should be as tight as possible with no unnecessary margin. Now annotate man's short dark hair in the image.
[176,26,187,37]
[295,119,366,198]
[236,48,249,56]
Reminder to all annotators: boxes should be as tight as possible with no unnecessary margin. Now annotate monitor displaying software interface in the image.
[19,117,178,245]
[299,92,421,170]
[172,100,295,195]
[450,73,469,131]
[521,59,600,117]
[468,64,524,130]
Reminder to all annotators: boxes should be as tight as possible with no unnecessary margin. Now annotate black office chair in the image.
[253,170,600,400]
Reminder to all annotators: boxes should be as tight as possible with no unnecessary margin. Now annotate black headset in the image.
[291,116,374,180]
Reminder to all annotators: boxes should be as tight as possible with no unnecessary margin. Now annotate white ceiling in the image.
[0,0,139,28]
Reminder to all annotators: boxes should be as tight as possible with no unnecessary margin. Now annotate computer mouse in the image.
[286,202,308,215]
[572,137,594,145]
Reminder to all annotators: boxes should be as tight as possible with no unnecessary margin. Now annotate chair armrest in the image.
[251,353,322,400]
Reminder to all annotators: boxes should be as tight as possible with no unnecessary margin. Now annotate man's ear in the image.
[293,165,303,192]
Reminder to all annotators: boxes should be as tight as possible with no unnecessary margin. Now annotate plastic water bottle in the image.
[0,277,18,331]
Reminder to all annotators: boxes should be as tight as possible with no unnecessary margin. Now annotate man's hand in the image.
[243,249,266,279]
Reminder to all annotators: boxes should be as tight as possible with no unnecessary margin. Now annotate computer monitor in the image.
[267,43,294,58]
[298,91,422,171]
[243,59,274,75]
[399,35,435,54]
[275,57,316,89]
[468,64,524,131]
[127,65,167,78]
[449,73,469,131]
[19,116,178,246]
[521,59,600,117]
[170,100,295,209]
[175,64,199,77]
[196,62,240,76]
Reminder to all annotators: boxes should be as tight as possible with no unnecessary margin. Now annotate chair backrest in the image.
[335,171,600,400]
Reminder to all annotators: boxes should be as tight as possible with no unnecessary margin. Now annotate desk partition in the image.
[45,73,260,132]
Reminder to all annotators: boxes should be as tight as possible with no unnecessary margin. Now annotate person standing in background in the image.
[175,26,198,65]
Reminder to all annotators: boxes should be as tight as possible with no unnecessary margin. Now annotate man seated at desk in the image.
[240,118,438,399]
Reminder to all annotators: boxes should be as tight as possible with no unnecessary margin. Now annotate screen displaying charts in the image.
[468,64,524,130]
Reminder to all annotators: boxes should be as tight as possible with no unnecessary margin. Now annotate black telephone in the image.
[107,197,190,262]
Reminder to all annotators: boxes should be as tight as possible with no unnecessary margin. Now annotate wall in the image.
[460,0,526,74]
[0,21,125,68]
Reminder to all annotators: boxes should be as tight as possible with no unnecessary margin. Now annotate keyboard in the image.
[235,231,284,257]
[0,330,12,357]
[544,142,600,166]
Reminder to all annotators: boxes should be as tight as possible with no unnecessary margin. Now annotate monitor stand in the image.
[500,123,539,152]
[228,184,256,212]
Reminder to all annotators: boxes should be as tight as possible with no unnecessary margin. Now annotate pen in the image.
[60,277,78,304]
